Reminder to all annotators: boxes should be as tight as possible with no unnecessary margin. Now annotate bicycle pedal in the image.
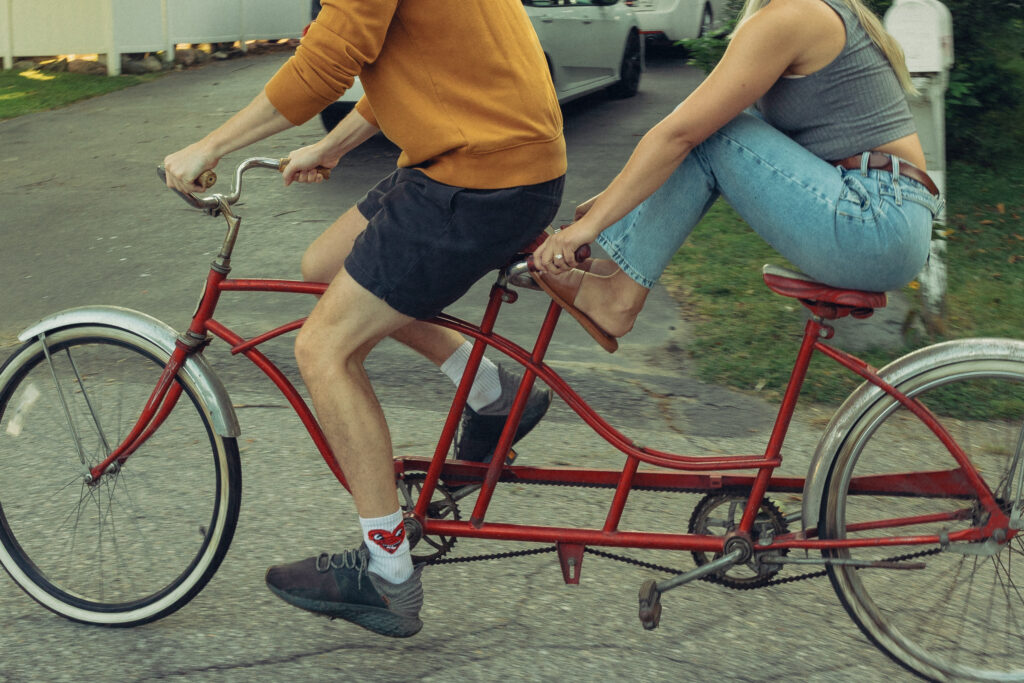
[504,447,518,465]
[638,579,662,631]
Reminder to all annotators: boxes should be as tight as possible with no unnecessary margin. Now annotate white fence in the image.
[0,0,308,75]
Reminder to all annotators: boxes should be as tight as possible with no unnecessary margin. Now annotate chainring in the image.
[397,473,461,564]
[688,490,789,589]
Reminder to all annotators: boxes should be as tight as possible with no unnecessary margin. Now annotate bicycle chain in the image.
[416,474,945,587]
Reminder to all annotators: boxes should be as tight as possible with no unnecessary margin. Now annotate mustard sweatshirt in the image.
[264,0,567,190]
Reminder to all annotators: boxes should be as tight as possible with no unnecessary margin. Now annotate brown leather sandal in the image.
[530,270,618,353]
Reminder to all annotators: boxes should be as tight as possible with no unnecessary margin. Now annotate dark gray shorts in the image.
[345,168,564,319]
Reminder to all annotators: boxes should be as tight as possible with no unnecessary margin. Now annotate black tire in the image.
[607,31,642,100]
[319,101,356,132]
[698,4,714,38]
[821,351,1024,680]
[0,325,241,626]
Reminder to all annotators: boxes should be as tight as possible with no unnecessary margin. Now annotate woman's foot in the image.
[530,268,646,352]
[577,257,619,277]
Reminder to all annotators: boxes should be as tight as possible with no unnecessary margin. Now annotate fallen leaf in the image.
[997,203,1006,214]
[980,220,995,225]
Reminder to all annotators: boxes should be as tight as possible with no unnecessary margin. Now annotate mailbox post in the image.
[884,0,953,332]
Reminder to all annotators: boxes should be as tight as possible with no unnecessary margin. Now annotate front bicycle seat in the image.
[762,264,886,320]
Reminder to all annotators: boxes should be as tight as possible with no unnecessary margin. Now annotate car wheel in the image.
[319,101,355,132]
[606,31,641,100]
[698,3,714,37]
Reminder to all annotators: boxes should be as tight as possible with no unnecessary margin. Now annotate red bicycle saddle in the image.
[761,264,886,319]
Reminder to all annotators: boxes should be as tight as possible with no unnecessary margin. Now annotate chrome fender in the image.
[18,306,240,438]
[802,337,1024,534]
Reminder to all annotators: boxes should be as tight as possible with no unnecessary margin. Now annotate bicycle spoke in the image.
[39,334,88,465]
[64,346,112,455]
[0,328,240,624]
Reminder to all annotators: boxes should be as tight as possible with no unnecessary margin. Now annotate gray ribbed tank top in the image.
[756,0,915,160]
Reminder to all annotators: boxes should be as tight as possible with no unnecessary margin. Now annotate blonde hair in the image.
[733,0,917,94]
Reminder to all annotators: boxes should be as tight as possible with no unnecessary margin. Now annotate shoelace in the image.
[314,547,369,588]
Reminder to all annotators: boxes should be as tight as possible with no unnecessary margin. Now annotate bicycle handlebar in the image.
[157,157,331,213]
[526,244,591,269]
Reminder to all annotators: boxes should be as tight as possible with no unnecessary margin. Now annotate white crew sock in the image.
[359,510,413,583]
[440,341,502,411]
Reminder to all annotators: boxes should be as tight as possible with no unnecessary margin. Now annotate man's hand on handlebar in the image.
[163,142,221,195]
[281,141,340,187]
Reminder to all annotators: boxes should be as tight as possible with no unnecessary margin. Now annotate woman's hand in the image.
[532,218,601,274]
[281,141,340,186]
[163,142,220,194]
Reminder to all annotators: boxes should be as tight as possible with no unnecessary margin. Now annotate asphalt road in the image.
[0,50,916,682]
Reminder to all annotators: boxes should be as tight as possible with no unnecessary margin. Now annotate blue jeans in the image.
[596,113,945,291]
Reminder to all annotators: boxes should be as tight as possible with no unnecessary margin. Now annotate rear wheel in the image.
[821,351,1024,679]
[0,325,241,626]
[607,31,641,99]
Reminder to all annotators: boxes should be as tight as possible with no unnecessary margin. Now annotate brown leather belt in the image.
[830,151,940,197]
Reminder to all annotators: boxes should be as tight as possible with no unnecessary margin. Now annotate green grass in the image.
[0,68,161,120]
[662,158,1024,409]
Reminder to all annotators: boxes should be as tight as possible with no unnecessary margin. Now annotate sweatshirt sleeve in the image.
[265,0,399,126]
[354,96,378,128]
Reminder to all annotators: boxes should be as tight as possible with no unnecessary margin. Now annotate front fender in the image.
[18,306,240,438]
[802,338,1024,534]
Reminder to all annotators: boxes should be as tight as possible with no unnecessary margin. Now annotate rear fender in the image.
[801,338,1024,534]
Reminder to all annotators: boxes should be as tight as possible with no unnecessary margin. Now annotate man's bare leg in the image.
[265,272,424,638]
[293,269,410,517]
[299,206,553,464]
[301,205,466,365]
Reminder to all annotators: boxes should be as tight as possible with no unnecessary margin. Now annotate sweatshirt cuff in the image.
[264,59,338,126]
[355,96,378,128]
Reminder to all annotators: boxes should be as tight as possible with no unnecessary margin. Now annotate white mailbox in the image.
[884,0,953,74]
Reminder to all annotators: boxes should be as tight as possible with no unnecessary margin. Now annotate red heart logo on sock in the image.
[368,523,406,554]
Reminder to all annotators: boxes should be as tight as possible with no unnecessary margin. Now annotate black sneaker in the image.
[265,545,423,638]
[454,364,552,464]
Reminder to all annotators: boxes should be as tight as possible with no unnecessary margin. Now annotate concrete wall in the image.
[0,0,306,75]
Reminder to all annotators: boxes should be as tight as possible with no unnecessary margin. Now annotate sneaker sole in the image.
[267,584,423,638]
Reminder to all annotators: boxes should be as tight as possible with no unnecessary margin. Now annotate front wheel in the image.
[0,325,241,626]
[821,350,1024,680]
[607,31,641,100]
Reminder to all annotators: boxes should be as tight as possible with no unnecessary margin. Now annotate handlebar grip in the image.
[195,170,217,190]
[526,244,590,270]
[277,158,331,180]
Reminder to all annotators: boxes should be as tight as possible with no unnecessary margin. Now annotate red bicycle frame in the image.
[87,244,1005,567]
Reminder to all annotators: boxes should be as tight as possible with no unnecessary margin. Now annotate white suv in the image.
[629,0,734,44]
[318,0,643,130]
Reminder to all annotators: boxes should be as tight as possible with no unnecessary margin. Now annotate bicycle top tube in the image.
[157,157,283,214]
